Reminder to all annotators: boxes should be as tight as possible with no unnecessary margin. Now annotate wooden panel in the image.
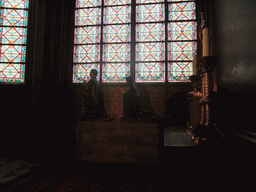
[103,87,125,120]
[188,95,201,132]
[75,121,159,164]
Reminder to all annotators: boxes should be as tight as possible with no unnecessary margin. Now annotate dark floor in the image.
[1,127,255,191]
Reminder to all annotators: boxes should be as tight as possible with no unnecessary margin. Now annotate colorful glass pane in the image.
[104,0,130,6]
[168,62,192,82]
[102,63,130,82]
[104,6,130,24]
[1,9,28,26]
[136,4,164,23]
[0,27,27,44]
[73,64,100,83]
[0,45,26,62]
[168,42,196,61]
[103,24,130,43]
[103,43,130,62]
[0,63,25,82]
[74,26,101,44]
[168,2,196,21]
[76,0,101,8]
[1,0,29,9]
[136,23,164,42]
[75,8,101,26]
[168,21,196,41]
[73,44,100,63]
[136,42,165,61]
[136,62,165,82]
[137,0,164,4]
[0,0,29,83]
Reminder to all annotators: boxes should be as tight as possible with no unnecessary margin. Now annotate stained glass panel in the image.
[102,63,130,82]
[74,44,100,63]
[136,4,164,23]
[0,27,27,44]
[1,9,28,26]
[103,43,130,62]
[168,62,192,82]
[137,0,164,4]
[136,62,165,82]
[75,8,101,26]
[0,45,26,62]
[136,42,165,61]
[168,2,196,21]
[76,0,101,8]
[168,42,196,61]
[168,21,196,41]
[103,24,130,43]
[73,0,197,83]
[0,0,29,83]
[136,23,164,42]
[104,0,130,6]
[104,6,130,24]
[73,64,100,83]
[1,0,29,9]
[0,63,25,82]
[74,26,101,44]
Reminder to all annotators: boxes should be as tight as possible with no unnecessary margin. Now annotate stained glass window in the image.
[136,23,165,42]
[136,62,165,82]
[73,0,130,83]
[167,1,197,82]
[102,63,129,82]
[168,2,196,21]
[0,0,29,83]
[168,62,192,82]
[136,42,165,62]
[137,0,164,4]
[76,0,101,7]
[135,1,165,82]
[73,0,197,83]
[136,4,164,23]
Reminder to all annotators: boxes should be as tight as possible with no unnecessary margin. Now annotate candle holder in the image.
[189,75,202,93]
[194,56,219,145]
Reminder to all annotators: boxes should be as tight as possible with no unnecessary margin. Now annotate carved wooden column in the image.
[199,56,218,127]
[188,1,224,144]
[187,75,202,134]
[190,56,218,145]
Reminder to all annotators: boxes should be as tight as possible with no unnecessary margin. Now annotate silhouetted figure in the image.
[83,69,106,119]
[123,76,141,118]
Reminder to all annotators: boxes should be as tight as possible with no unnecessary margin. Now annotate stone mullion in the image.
[99,0,104,83]
[131,0,136,80]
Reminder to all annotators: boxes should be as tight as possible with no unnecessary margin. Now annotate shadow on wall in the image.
[0,88,29,157]
[217,89,256,133]
[31,85,76,160]
[138,86,155,117]
[165,92,189,126]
